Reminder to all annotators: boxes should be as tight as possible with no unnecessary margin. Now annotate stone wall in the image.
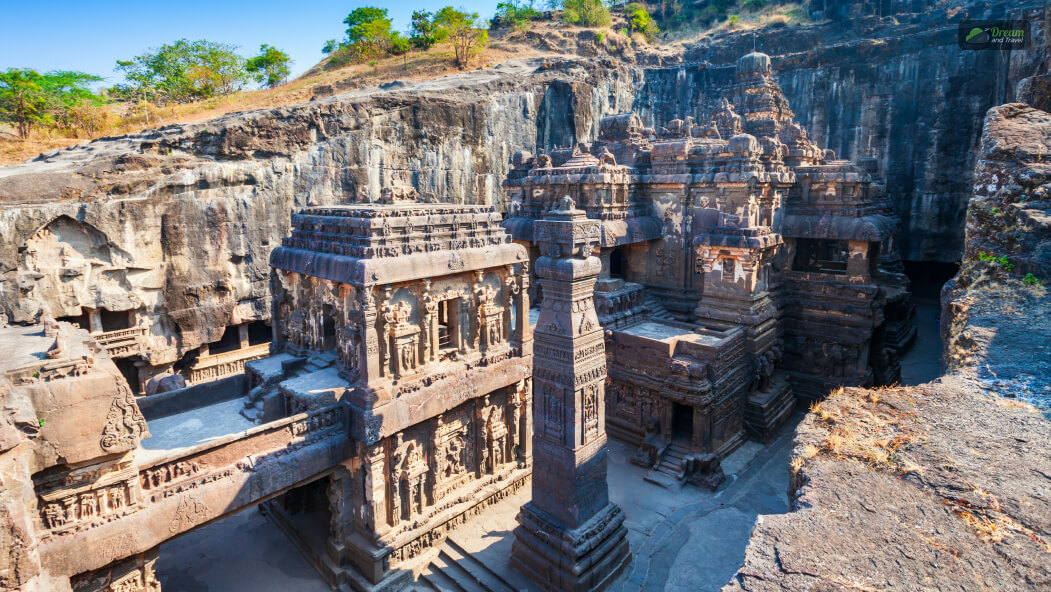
[633,0,1049,262]
[0,60,636,376]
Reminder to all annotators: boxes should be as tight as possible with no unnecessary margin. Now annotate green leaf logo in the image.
[965,27,990,43]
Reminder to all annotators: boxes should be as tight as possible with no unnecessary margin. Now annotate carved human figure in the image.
[44,503,66,528]
[80,492,97,519]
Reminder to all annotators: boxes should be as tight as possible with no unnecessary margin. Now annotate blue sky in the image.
[0,1,500,87]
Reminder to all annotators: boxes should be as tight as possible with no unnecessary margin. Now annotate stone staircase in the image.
[416,539,517,592]
[302,350,338,373]
[241,351,337,421]
[643,293,677,322]
[643,442,690,489]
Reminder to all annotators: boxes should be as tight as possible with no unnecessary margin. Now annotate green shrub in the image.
[495,1,541,29]
[625,3,660,41]
[978,252,1015,271]
[1023,273,1041,285]
[563,0,611,27]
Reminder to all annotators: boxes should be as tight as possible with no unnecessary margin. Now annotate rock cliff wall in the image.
[724,102,1051,591]
[0,59,636,372]
[633,1,1049,263]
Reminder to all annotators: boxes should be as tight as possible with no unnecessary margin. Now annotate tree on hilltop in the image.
[434,7,489,70]
[246,45,293,88]
[114,39,249,111]
[409,9,447,50]
[0,69,104,139]
[343,7,394,62]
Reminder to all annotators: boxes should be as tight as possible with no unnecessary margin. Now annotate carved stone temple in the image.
[510,197,631,592]
[0,50,915,592]
[503,51,914,480]
[261,202,534,589]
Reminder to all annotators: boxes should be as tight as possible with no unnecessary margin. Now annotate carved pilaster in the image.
[511,197,630,591]
[379,285,393,378]
[359,287,382,384]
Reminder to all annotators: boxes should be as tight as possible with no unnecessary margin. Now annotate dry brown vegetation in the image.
[803,387,922,474]
[0,23,602,167]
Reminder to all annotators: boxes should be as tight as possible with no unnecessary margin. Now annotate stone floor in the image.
[158,507,330,592]
[153,326,943,591]
[138,397,255,462]
[900,301,942,386]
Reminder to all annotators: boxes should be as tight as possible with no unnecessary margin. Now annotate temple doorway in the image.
[672,403,693,444]
[610,247,627,279]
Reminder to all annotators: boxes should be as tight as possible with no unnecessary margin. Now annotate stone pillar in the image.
[511,197,630,592]
[238,323,250,349]
[359,288,382,384]
[515,262,532,347]
[89,309,103,333]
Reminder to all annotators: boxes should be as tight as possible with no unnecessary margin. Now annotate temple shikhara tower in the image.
[0,50,916,592]
[503,51,913,483]
[510,197,631,591]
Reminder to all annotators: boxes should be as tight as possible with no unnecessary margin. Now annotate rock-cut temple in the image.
[0,52,914,592]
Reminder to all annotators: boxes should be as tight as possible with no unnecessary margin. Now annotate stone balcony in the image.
[186,342,271,385]
[92,326,148,358]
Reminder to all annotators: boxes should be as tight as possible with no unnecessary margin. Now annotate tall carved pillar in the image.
[421,279,439,363]
[511,197,630,592]
[379,286,393,378]
[516,261,532,346]
[359,288,381,384]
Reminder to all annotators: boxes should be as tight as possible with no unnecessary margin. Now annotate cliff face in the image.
[0,59,636,370]
[634,1,1049,263]
[725,103,1051,591]
[1,1,1048,375]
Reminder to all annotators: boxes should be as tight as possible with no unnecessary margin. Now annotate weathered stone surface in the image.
[635,0,1049,262]
[726,101,1051,592]
[0,59,635,388]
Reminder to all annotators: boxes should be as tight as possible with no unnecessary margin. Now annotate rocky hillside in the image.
[0,0,1047,375]
[0,59,636,371]
[724,103,1051,591]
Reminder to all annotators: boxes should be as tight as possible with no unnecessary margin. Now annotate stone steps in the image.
[643,293,677,322]
[417,539,516,592]
[644,442,691,488]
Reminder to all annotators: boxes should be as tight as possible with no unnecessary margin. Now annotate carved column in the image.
[516,261,532,347]
[359,288,382,384]
[421,280,438,364]
[511,197,630,592]
[379,285,393,378]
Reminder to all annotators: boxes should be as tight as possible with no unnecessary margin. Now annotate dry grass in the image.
[661,2,815,45]
[948,494,1051,553]
[806,387,922,474]
[0,35,558,167]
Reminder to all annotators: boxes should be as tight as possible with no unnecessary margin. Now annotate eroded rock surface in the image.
[725,103,1051,591]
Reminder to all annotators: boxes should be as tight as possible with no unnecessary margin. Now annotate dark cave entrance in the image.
[209,325,242,355]
[672,402,693,444]
[610,248,627,279]
[56,309,92,331]
[903,260,960,302]
[246,320,271,346]
[113,357,142,394]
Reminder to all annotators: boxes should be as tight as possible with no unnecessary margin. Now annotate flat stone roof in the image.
[0,324,53,375]
[619,321,730,347]
[139,397,255,462]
